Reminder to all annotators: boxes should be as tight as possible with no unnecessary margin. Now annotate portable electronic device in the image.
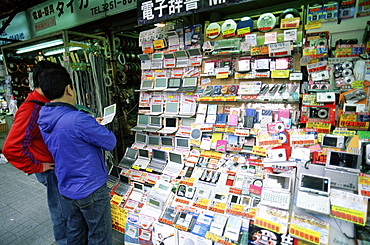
[165,78,182,91]
[145,116,162,132]
[223,216,242,241]
[179,102,196,117]
[163,152,184,177]
[321,134,345,148]
[147,135,161,146]
[177,77,198,92]
[147,104,163,116]
[140,80,154,90]
[151,53,164,69]
[175,137,190,150]
[146,149,168,173]
[128,182,145,202]
[296,173,331,214]
[132,148,151,169]
[131,115,149,131]
[107,165,122,190]
[118,147,138,169]
[114,174,131,196]
[260,173,291,210]
[158,118,178,134]
[160,136,174,147]
[152,77,168,91]
[209,213,228,237]
[325,151,361,190]
[175,50,189,67]
[101,104,116,125]
[134,132,148,146]
[163,102,179,116]
[139,54,151,70]
[185,186,196,199]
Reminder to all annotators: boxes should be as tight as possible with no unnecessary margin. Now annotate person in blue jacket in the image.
[37,68,117,245]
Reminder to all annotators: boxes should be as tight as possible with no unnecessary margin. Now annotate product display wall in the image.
[108,3,370,245]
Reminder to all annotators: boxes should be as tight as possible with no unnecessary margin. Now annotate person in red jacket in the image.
[3,60,69,245]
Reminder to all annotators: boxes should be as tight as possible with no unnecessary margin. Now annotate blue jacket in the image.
[38,102,117,199]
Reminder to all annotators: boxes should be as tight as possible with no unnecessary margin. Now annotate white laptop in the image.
[165,78,182,91]
[148,135,161,146]
[175,118,196,137]
[158,118,178,134]
[177,77,198,92]
[118,147,138,169]
[175,50,189,67]
[147,104,163,116]
[260,173,292,210]
[141,180,173,216]
[140,80,154,91]
[132,148,151,170]
[128,182,145,202]
[146,149,168,173]
[163,152,184,177]
[101,104,116,125]
[175,137,190,150]
[151,77,168,91]
[296,173,331,215]
[163,102,179,116]
[145,116,162,132]
[325,150,361,191]
[131,115,149,132]
[134,132,148,146]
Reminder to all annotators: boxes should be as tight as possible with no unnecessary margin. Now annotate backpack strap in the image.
[24,100,45,106]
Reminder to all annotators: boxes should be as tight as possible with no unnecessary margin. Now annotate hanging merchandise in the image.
[205,22,221,39]
[257,13,277,32]
[236,17,254,37]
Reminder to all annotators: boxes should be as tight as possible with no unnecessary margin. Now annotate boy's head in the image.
[32,61,66,88]
[39,69,75,104]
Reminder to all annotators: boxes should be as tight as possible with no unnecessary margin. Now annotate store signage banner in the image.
[0,12,31,45]
[27,0,136,37]
[137,0,253,25]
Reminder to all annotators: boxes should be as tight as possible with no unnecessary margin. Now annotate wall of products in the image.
[108,2,370,245]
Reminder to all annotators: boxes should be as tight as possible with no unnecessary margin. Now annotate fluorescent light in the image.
[154,23,166,27]
[16,39,64,54]
[44,46,82,56]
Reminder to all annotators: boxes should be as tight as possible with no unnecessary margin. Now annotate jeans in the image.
[63,184,112,245]
[35,171,69,245]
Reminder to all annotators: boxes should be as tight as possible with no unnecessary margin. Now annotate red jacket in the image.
[3,90,53,174]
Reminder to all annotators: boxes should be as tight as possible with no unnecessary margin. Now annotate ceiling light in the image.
[154,22,166,27]
[44,46,82,56]
[16,39,64,54]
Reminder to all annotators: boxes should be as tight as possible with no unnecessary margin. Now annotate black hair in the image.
[39,69,73,101]
[32,61,66,88]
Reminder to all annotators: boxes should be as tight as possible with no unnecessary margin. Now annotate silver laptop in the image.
[107,165,122,190]
[160,136,174,147]
[147,104,163,116]
[140,80,154,91]
[151,77,168,91]
[139,54,151,70]
[132,149,151,170]
[131,115,149,132]
[296,173,331,215]
[151,53,163,69]
[175,50,189,68]
[163,152,184,177]
[114,174,131,196]
[118,147,138,169]
[158,118,178,134]
[177,77,198,92]
[128,182,145,202]
[163,53,176,68]
[147,149,167,173]
[175,137,190,150]
[145,116,162,132]
[163,102,179,116]
[165,78,182,91]
[260,173,291,210]
[101,104,116,125]
[325,151,361,191]
[134,132,148,146]
[148,135,161,146]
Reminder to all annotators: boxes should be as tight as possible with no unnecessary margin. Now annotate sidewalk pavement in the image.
[0,162,124,245]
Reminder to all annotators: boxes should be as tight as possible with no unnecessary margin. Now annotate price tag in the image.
[252,146,267,156]
[289,224,320,244]
[110,194,123,206]
[255,217,282,233]
[237,27,251,36]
